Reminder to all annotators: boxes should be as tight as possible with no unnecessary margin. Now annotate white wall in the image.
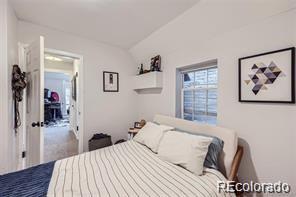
[7,0,19,173]
[0,0,9,174]
[130,0,296,194]
[18,21,138,151]
[0,0,19,174]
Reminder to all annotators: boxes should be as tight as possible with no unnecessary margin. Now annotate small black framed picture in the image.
[134,122,142,129]
[103,71,119,92]
[150,55,161,72]
[239,47,295,103]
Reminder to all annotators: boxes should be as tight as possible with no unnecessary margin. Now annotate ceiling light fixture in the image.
[45,56,63,62]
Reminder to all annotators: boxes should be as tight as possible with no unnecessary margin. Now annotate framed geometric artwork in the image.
[103,71,119,92]
[239,47,295,103]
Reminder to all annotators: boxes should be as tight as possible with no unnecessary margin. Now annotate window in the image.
[181,66,217,125]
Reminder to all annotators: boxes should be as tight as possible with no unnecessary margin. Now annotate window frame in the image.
[181,65,218,124]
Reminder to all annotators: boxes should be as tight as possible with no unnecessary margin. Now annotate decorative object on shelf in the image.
[12,64,26,133]
[72,72,77,100]
[139,119,146,128]
[139,64,144,75]
[143,69,150,74]
[239,47,295,103]
[103,71,119,92]
[134,122,141,129]
[134,120,146,129]
[150,55,161,72]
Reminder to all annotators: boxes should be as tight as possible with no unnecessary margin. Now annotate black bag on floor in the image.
[88,133,112,151]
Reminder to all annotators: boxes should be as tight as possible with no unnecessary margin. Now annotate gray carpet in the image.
[44,125,78,163]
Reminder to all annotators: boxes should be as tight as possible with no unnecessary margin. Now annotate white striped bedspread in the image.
[47,140,234,197]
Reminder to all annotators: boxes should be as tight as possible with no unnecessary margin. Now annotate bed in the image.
[0,115,241,197]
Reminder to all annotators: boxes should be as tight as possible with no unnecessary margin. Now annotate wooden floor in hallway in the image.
[44,125,78,163]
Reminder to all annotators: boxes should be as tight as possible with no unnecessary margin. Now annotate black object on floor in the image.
[115,139,126,144]
[89,133,112,151]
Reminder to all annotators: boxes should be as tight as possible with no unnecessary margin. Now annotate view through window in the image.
[182,66,218,125]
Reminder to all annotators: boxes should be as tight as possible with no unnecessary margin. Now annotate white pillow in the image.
[157,130,212,175]
[133,122,174,152]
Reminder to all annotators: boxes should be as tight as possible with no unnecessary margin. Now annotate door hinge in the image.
[77,126,79,131]
[22,151,26,158]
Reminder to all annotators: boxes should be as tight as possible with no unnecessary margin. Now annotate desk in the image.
[44,102,62,122]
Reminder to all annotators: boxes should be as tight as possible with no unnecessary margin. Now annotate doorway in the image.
[43,52,79,162]
[19,37,84,168]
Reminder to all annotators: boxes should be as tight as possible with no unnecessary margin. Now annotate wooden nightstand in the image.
[128,128,140,140]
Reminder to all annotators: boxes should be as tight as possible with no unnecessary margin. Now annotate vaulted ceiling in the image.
[11,0,199,48]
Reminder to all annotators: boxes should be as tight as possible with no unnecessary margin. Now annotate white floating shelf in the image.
[133,72,163,90]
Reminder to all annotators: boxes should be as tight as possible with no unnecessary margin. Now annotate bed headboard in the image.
[153,114,238,178]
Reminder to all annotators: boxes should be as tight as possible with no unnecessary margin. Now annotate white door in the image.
[25,36,45,167]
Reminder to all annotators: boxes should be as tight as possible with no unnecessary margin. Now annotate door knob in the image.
[32,122,40,127]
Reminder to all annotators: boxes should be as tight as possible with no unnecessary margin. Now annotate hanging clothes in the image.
[12,64,26,132]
